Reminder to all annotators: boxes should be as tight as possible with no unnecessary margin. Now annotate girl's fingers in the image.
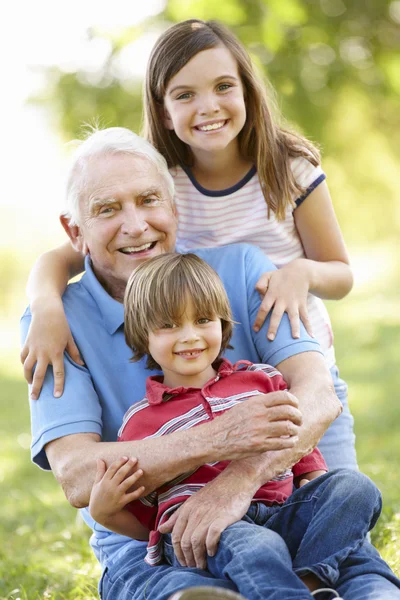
[30,361,48,400]
[20,345,28,365]
[267,305,285,341]
[287,309,300,339]
[299,308,314,337]
[23,353,35,385]
[253,295,275,332]
[52,355,65,398]
[66,334,84,366]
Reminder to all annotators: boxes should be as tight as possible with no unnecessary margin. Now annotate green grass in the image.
[1,273,399,598]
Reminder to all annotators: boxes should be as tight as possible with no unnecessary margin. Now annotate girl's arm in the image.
[254,181,353,339]
[21,242,85,399]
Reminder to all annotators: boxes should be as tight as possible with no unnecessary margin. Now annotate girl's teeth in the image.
[198,122,224,131]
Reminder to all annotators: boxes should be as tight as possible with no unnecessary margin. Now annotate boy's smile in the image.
[148,298,222,389]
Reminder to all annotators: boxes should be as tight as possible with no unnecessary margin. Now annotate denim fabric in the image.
[317,366,358,471]
[162,471,400,599]
[100,545,239,600]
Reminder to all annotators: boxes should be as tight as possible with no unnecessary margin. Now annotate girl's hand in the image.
[253,265,313,340]
[20,298,83,400]
[89,457,145,527]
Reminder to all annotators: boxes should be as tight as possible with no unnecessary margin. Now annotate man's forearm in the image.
[46,388,303,509]
[241,351,341,486]
[46,429,215,509]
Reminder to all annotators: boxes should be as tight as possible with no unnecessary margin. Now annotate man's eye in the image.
[99,206,114,215]
[143,197,160,206]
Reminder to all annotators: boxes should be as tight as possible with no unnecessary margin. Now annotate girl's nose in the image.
[198,94,220,116]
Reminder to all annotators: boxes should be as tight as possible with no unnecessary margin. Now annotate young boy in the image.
[89,253,400,600]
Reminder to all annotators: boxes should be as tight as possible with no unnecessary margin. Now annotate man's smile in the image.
[118,242,157,254]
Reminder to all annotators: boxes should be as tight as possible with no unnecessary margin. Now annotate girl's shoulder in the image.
[289,154,325,190]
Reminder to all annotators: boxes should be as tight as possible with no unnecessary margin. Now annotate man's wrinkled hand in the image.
[212,391,302,461]
[158,478,252,569]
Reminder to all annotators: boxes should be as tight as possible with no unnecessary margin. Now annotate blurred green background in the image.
[1,0,399,597]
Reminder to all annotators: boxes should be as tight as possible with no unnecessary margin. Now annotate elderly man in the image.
[21,128,341,599]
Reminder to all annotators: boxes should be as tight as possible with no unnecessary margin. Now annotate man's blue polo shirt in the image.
[21,243,321,568]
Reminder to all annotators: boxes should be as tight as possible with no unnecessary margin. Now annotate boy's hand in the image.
[297,469,327,487]
[89,457,145,526]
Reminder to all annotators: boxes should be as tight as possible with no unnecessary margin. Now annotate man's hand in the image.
[89,456,145,527]
[211,390,302,460]
[158,476,253,569]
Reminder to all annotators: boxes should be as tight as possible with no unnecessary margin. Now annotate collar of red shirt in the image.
[145,358,252,405]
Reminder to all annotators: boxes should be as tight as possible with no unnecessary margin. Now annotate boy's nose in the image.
[180,325,200,342]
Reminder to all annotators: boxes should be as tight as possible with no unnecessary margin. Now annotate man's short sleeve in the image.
[20,310,103,470]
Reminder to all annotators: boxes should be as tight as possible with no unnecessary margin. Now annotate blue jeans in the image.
[318,366,358,471]
[161,471,400,599]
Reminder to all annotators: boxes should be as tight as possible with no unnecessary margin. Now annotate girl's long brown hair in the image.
[143,19,320,220]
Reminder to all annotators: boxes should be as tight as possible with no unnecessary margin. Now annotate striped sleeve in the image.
[290,156,326,208]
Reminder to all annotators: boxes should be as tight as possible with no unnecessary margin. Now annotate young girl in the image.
[21,19,355,470]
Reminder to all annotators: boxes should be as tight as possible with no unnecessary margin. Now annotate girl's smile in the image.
[163,46,247,160]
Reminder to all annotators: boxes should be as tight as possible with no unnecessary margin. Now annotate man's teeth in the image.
[120,243,153,254]
[198,121,224,131]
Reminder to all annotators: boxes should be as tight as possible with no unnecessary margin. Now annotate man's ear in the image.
[162,106,174,131]
[60,215,86,254]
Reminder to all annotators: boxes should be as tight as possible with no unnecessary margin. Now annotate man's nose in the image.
[120,205,148,236]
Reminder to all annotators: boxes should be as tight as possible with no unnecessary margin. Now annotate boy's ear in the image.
[60,215,87,254]
[162,107,174,131]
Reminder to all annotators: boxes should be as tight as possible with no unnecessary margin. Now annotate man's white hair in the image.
[63,127,175,225]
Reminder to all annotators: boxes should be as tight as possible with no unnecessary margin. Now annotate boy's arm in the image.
[21,242,85,399]
[88,457,149,540]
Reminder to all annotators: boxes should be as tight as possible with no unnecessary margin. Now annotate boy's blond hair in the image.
[124,253,234,370]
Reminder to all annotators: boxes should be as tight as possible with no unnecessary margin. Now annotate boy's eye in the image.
[197,318,211,325]
[161,323,177,329]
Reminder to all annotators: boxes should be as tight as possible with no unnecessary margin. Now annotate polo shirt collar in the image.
[81,256,124,335]
[145,358,239,405]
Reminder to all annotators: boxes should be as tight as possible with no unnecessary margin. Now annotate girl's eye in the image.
[217,83,232,92]
[197,318,211,325]
[176,92,192,100]
[161,323,177,329]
